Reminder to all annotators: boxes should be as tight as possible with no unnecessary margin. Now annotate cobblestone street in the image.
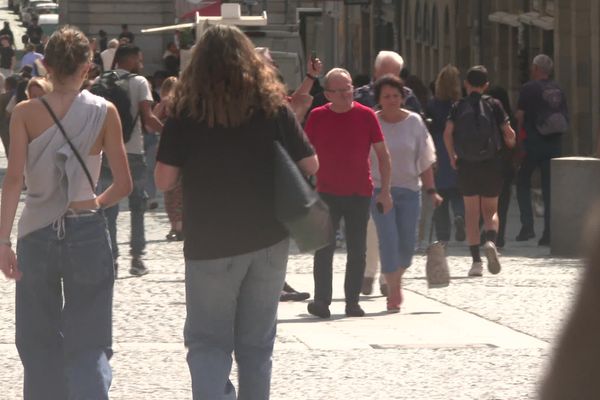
[0,146,584,399]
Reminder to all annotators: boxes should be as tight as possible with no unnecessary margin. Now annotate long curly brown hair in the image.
[173,24,286,128]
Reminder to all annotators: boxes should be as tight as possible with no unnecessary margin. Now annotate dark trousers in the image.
[516,155,551,235]
[433,187,464,241]
[313,194,370,306]
[497,169,515,242]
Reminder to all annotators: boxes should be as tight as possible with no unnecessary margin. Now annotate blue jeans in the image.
[143,133,159,200]
[98,153,148,258]
[184,239,289,400]
[370,187,421,273]
[16,212,114,400]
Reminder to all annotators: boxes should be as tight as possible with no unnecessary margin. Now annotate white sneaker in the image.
[483,241,501,275]
[468,261,483,277]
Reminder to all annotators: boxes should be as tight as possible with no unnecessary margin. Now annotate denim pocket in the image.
[17,233,53,281]
[65,234,114,285]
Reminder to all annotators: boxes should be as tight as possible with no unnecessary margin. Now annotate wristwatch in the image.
[306,73,317,80]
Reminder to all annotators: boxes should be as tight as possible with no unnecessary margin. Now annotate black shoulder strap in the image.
[39,97,96,193]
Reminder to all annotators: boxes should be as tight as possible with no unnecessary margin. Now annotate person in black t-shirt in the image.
[0,22,14,47]
[515,54,567,246]
[444,66,516,278]
[155,25,317,399]
[0,35,15,77]
[25,18,43,45]
[118,24,134,44]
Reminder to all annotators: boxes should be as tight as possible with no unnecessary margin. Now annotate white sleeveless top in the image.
[18,90,108,238]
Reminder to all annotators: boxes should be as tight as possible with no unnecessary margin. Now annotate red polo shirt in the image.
[304,102,384,197]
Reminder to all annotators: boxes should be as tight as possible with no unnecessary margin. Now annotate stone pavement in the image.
[0,132,584,400]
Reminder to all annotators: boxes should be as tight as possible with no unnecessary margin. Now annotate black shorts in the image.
[457,158,503,197]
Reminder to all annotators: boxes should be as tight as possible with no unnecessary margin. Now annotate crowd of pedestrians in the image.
[0,17,572,400]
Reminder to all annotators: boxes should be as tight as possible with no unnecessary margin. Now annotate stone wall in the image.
[60,0,175,74]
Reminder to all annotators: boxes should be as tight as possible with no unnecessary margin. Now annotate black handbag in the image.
[273,114,334,253]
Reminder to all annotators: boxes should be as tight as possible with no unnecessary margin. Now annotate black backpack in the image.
[535,81,569,136]
[453,95,501,162]
[90,71,139,143]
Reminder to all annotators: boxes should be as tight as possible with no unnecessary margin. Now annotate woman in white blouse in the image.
[371,74,443,312]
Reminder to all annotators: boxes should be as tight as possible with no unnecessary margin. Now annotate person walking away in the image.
[305,67,393,318]
[443,66,516,277]
[96,44,163,276]
[427,65,466,243]
[155,24,318,399]
[0,26,131,399]
[371,75,442,312]
[486,85,518,248]
[20,44,43,76]
[0,35,15,78]
[515,54,568,246]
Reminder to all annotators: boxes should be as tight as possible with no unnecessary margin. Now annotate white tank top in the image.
[72,153,102,202]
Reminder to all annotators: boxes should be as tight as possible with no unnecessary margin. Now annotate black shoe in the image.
[345,303,365,317]
[454,216,466,242]
[307,301,330,318]
[280,290,310,302]
[129,257,149,276]
[516,227,535,241]
[538,233,550,246]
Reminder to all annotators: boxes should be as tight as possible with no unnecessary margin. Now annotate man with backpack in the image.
[94,44,163,276]
[443,66,516,277]
[515,54,568,246]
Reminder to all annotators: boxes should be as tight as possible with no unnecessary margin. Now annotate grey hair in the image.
[374,50,404,71]
[108,39,119,49]
[533,54,554,75]
[323,67,351,88]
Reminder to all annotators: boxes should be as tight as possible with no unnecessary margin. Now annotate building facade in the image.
[59,0,175,73]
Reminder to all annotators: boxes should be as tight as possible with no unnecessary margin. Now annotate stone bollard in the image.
[551,157,600,257]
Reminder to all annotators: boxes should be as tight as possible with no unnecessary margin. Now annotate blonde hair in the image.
[26,77,53,98]
[435,64,461,102]
[173,24,286,128]
[160,76,178,98]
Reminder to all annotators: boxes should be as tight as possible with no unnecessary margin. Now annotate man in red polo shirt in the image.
[304,68,392,318]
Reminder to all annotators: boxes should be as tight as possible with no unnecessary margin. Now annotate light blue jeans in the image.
[16,211,114,400]
[184,239,289,400]
[370,187,421,273]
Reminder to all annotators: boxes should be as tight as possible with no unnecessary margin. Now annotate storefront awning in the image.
[178,0,222,20]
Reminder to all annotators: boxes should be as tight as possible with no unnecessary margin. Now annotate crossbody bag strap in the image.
[39,97,96,193]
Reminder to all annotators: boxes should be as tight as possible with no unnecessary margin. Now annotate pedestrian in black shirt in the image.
[118,24,134,43]
[26,18,43,45]
[0,35,15,77]
[443,66,516,277]
[155,24,317,399]
[0,22,14,47]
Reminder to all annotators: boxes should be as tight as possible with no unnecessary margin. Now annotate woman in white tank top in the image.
[0,26,132,399]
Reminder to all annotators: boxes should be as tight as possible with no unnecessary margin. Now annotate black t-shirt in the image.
[0,46,14,69]
[26,25,43,45]
[157,106,315,260]
[517,79,565,153]
[119,31,135,43]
